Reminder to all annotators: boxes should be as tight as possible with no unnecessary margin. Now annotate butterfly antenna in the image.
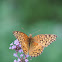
[21,27,24,30]
[21,27,30,34]
[32,30,40,35]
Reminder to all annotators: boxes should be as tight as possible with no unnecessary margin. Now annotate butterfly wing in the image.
[13,31,29,55]
[33,34,57,47]
[29,41,44,57]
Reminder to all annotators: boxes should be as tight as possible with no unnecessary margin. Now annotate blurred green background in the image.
[0,0,62,62]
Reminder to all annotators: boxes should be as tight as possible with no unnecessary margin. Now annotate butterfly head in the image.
[29,34,32,38]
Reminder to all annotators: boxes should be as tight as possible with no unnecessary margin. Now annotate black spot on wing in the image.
[45,35,47,37]
[49,35,51,37]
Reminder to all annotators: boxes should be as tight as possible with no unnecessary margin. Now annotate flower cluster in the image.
[9,39,29,62]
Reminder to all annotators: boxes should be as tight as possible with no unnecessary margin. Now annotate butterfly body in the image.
[28,34,32,47]
[13,31,57,57]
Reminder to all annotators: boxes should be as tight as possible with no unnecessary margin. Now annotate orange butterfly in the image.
[13,31,57,57]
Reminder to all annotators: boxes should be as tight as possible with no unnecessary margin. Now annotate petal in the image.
[20,54,23,57]
[25,59,29,62]
[14,59,17,62]
[12,45,16,49]
[19,45,21,47]
[19,49,23,53]
[18,58,21,62]
[9,47,12,49]
[13,53,18,57]
[26,55,29,58]
[14,39,19,45]
[10,42,13,45]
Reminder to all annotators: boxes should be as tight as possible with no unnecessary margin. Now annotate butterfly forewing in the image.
[33,34,57,47]
[13,31,29,55]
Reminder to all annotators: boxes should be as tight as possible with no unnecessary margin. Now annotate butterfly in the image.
[13,31,57,57]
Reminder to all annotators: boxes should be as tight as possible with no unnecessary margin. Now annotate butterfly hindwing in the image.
[13,31,29,55]
[33,34,57,47]
[29,41,44,57]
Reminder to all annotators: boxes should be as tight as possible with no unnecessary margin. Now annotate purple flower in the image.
[9,47,12,49]
[12,45,16,49]
[19,49,23,53]
[14,39,19,45]
[25,59,29,62]
[10,42,13,45]
[20,54,23,57]
[9,39,31,62]
[18,58,21,62]
[26,55,29,58]
[14,59,17,62]
[13,53,18,57]
[19,45,21,47]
